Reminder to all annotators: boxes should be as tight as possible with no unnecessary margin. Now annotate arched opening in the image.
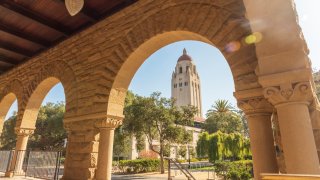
[0,93,18,150]
[7,77,66,178]
[18,77,62,129]
[105,30,269,179]
[107,31,260,117]
[0,93,17,134]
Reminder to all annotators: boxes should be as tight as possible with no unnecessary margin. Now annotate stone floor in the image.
[0,171,217,180]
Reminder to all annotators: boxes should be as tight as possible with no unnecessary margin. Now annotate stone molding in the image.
[238,97,274,116]
[94,115,123,129]
[14,128,35,136]
[263,82,313,106]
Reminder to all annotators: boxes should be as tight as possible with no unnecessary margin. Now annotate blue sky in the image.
[4,0,320,119]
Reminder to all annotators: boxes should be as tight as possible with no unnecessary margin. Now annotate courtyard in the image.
[0,0,319,180]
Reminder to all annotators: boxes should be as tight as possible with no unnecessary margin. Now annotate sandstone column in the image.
[95,115,122,180]
[264,82,320,174]
[62,121,100,180]
[5,128,34,177]
[238,97,278,179]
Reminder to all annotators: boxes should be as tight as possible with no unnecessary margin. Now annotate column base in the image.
[5,171,14,177]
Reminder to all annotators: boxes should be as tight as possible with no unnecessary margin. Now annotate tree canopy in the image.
[0,102,66,150]
[122,91,197,173]
[204,100,245,135]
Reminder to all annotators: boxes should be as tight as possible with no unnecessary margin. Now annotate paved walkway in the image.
[0,171,217,180]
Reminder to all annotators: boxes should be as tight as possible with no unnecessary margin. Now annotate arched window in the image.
[179,67,182,73]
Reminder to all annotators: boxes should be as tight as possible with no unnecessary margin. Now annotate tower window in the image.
[185,82,188,86]
[174,84,177,88]
[179,83,182,87]
[179,67,182,73]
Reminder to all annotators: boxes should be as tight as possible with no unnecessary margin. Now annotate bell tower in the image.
[171,48,202,118]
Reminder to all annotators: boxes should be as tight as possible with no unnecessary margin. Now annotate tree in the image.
[204,113,243,134]
[196,132,209,158]
[123,92,197,173]
[178,146,187,159]
[28,102,66,150]
[316,83,320,100]
[113,127,131,161]
[0,102,66,150]
[206,99,234,117]
[204,100,244,134]
[197,131,251,163]
[0,112,17,149]
[237,110,250,137]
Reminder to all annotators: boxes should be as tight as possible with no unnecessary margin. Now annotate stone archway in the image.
[99,1,320,179]
[103,4,273,178]
[0,93,17,133]
[0,0,317,179]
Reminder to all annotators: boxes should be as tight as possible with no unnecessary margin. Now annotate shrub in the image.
[214,160,252,180]
[139,150,158,159]
[118,159,160,174]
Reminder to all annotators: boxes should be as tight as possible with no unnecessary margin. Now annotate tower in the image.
[171,48,202,118]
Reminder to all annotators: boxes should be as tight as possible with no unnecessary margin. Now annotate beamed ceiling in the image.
[0,0,137,74]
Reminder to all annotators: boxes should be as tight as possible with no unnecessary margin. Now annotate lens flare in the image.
[225,41,241,53]
[245,32,263,44]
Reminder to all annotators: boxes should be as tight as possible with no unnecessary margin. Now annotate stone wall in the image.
[0,0,318,179]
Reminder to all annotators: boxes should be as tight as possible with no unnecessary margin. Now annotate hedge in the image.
[117,159,160,173]
[215,160,253,180]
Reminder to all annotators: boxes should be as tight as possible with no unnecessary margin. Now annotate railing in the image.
[0,150,62,180]
[0,150,12,172]
[165,157,196,180]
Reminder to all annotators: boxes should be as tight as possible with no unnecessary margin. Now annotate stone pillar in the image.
[5,128,34,177]
[62,121,100,180]
[238,98,278,179]
[95,115,122,180]
[264,82,320,174]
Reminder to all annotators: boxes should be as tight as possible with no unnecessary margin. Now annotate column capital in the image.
[263,81,313,107]
[14,128,34,136]
[238,97,274,116]
[94,115,123,129]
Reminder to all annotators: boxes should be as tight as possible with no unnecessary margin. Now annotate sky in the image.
[4,0,320,119]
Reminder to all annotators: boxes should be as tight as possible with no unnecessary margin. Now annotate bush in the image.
[118,159,160,174]
[214,160,252,180]
[139,150,158,159]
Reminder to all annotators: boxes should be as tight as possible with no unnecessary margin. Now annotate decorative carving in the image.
[94,115,123,129]
[237,97,273,115]
[15,128,35,136]
[264,82,313,106]
[90,153,98,168]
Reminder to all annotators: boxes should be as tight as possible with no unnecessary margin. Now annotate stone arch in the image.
[105,0,261,116]
[101,1,278,179]
[16,60,77,129]
[0,93,17,133]
[0,79,24,132]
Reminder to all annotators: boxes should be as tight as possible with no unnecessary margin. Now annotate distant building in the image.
[172,48,202,118]
[121,49,204,160]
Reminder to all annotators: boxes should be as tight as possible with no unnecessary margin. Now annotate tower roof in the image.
[178,48,192,62]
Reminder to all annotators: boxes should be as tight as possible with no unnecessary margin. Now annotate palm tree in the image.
[206,99,234,117]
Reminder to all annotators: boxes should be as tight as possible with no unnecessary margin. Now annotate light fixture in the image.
[65,0,84,16]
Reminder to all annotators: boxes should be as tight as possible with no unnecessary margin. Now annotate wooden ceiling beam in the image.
[0,0,72,36]
[0,54,19,65]
[0,42,34,57]
[0,23,51,47]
